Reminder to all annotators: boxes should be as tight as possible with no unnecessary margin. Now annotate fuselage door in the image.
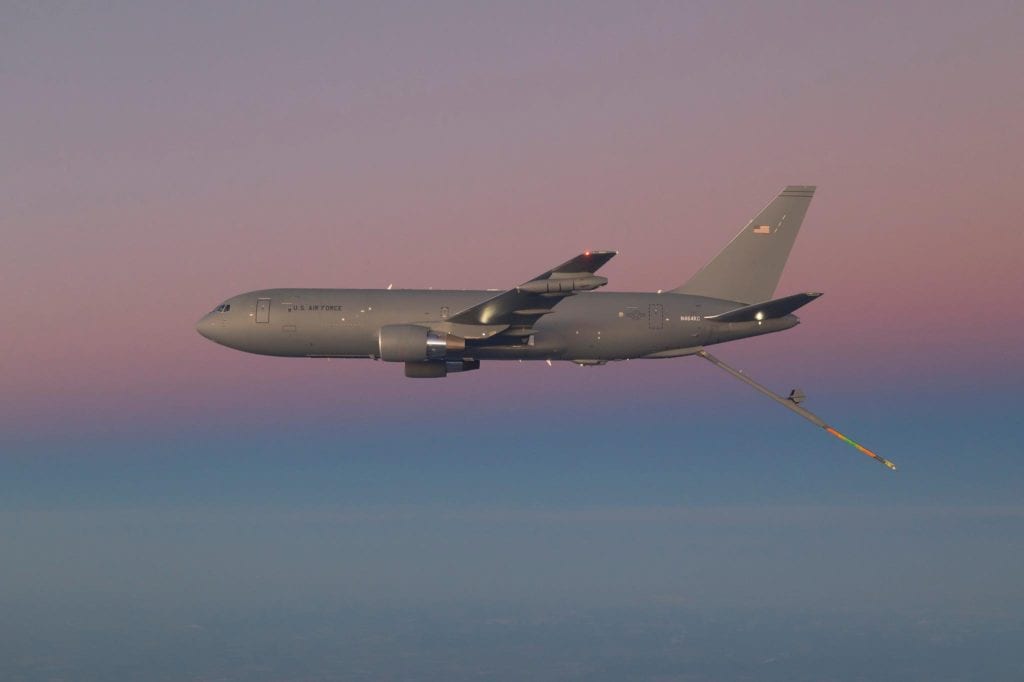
[649,303,663,330]
[256,298,271,323]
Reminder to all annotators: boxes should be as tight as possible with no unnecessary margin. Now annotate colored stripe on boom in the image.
[825,427,897,471]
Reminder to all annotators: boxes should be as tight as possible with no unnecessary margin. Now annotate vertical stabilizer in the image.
[670,186,815,303]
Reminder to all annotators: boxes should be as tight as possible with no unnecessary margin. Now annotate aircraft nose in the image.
[196,314,220,342]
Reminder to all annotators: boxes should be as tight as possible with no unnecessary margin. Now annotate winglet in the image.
[542,251,617,279]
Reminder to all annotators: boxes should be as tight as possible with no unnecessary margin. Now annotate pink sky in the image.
[2,2,1022,439]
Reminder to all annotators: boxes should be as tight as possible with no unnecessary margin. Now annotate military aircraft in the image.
[197,186,895,470]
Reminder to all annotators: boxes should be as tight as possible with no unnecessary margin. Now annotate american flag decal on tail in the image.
[753,225,772,234]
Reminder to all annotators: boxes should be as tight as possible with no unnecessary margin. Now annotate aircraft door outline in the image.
[649,303,663,330]
[256,298,271,323]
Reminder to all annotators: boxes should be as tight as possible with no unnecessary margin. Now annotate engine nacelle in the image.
[403,358,480,379]
[378,324,466,362]
[404,362,447,378]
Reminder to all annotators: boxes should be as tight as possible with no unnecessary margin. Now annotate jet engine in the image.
[404,358,480,378]
[378,324,466,362]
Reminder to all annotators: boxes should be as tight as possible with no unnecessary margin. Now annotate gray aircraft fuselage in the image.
[196,288,796,363]
[192,186,899,468]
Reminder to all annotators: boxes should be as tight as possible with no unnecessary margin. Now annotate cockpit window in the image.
[211,303,231,313]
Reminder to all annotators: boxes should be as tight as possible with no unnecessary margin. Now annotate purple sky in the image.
[3,2,1022,440]
[3,5,1024,679]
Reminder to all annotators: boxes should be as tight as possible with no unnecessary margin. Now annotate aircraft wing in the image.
[447,251,616,336]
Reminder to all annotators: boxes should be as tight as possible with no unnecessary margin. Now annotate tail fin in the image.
[669,186,816,303]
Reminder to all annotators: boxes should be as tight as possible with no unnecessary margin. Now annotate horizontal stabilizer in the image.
[706,292,822,323]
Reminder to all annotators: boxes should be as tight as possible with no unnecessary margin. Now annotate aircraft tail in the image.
[669,186,816,303]
[705,291,822,323]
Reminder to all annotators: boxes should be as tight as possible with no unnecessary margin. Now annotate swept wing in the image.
[447,251,616,336]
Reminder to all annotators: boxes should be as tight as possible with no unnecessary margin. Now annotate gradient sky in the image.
[2,2,1023,679]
